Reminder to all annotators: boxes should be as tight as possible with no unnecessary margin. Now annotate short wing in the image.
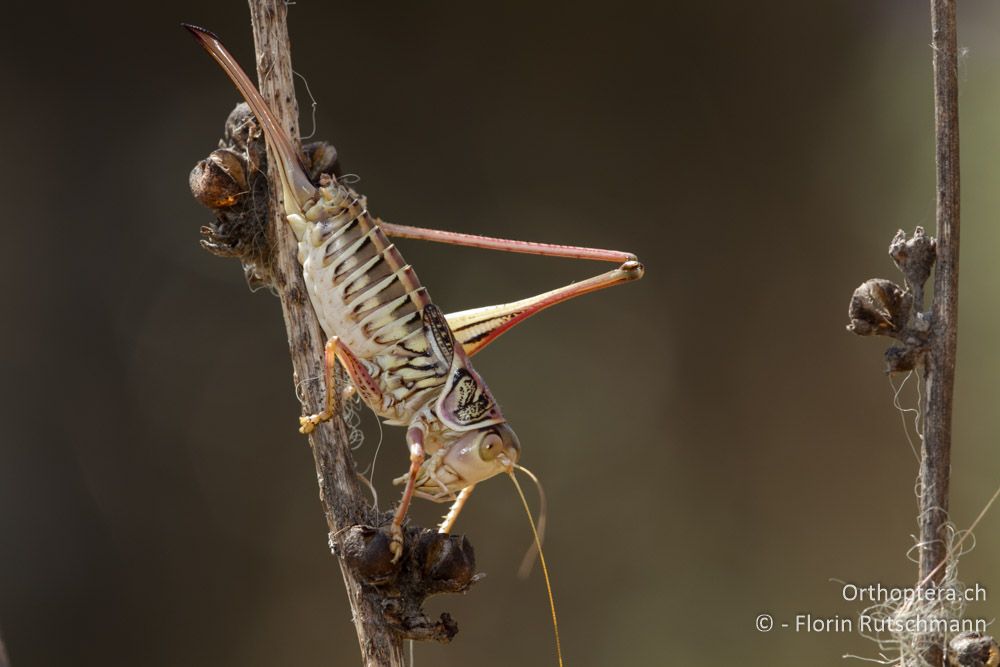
[420,305,505,431]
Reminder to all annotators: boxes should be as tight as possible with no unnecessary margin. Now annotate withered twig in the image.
[919,0,961,664]
[845,2,962,665]
[244,2,407,664]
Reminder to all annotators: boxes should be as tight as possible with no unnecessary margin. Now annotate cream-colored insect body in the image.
[186,26,643,565]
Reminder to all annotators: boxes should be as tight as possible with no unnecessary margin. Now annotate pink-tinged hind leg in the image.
[377,221,643,356]
[389,426,427,562]
[299,336,383,434]
[379,221,637,264]
[447,260,644,356]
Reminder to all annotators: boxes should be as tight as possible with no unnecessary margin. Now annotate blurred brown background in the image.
[2,1,1000,665]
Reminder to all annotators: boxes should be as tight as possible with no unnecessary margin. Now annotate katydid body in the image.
[187,26,643,563]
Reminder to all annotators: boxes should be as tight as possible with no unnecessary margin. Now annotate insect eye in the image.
[478,432,504,461]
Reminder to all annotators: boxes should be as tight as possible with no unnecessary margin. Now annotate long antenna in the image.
[509,471,564,667]
[515,464,548,578]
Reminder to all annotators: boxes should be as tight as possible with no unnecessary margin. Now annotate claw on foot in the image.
[298,410,331,434]
[389,523,404,563]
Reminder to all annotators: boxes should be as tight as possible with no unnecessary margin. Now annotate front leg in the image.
[389,425,427,563]
[397,448,454,500]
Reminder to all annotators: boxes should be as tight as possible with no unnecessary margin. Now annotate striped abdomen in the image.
[296,181,449,421]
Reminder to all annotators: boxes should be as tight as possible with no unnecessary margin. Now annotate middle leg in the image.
[299,336,384,434]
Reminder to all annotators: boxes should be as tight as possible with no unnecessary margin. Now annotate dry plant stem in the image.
[246,1,406,664]
[920,0,961,664]
[845,3,962,665]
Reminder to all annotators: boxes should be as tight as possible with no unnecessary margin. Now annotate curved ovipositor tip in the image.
[181,23,220,41]
[184,23,316,211]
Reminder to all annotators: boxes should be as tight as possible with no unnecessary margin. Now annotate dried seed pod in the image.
[303,141,341,181]
[189,148,248,209]
[338,525,399,586]
[949,632,1000,667]
[223,102,260,153]
[847,278,912,336]
[889,226,936,298]
[884,343,922,373]
[382,599,460,643]
[419,532,477,594]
